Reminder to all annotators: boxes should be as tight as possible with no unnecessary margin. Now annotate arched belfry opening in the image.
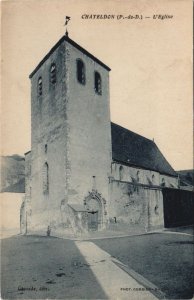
[76,59,85,84]
[84,190,107,231]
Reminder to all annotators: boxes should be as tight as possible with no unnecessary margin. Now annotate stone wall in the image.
[108,162,177,232]
[111,162,178,188]
[26,35,176,235]
[28,38,112,232]
[66,41,112,222]
[109,179,164,232]
[20,152,32,234]
[30,41,68,230]
[25,152,31,202]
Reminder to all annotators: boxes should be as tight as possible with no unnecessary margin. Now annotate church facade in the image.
[21,33,178,236]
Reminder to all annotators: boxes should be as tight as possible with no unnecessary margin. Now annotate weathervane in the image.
[64,16,71,36]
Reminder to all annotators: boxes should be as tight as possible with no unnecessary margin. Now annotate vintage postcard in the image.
[1,0,193,299]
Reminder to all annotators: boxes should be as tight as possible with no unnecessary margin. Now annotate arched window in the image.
[94,71,102,95]
[43,162,49,194]
[119,166,124,181]
[76,59,85,84]
[50,63,56,84]
[38,77,42,96]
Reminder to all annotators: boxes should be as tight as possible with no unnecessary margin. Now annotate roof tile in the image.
[111,122,177,177]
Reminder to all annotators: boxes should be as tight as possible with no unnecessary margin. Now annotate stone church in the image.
[21,32,178,236]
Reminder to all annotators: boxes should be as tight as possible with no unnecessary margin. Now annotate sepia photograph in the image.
[1,0,193,299]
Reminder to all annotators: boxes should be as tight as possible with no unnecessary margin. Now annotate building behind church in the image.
[21,32,179,236]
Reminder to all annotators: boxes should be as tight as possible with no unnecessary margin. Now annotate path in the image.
[75,240,158,299]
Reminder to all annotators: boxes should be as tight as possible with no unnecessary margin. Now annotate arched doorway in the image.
[87,198,101,231]
[84,190,107,231]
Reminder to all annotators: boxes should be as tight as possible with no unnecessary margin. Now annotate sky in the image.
[1,0,193,171]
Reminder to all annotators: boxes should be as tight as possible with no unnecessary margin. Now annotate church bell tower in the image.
[28,31,112,233]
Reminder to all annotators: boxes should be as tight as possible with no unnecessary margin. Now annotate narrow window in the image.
[50,63,56,84]
[119,166,124,181]
[154,205,159,215]
[45,144,47,154]
[161,178,166,187]
[43,162,49,194]
[77,59,85,84]
[38,77,42,96]
[152,174,155,185]
[94,71,102,95]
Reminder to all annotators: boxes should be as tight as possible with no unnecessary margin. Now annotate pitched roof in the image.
[29,34,111,78]
[177,170,194,187]
[68,203,87,212]
[111,122,177,177]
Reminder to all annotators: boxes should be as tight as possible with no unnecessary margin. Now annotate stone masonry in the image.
[22,33,178,236]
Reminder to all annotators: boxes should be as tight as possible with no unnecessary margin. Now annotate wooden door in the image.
[88,211,98,231]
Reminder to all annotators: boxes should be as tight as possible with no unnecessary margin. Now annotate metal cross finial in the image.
[64,16,71,36]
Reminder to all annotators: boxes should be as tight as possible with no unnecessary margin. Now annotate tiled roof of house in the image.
[111,122,177,177]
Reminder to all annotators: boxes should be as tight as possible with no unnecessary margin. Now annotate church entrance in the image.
[88,211,98,231]
[84,190,107,231]
[86,197,101,231]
